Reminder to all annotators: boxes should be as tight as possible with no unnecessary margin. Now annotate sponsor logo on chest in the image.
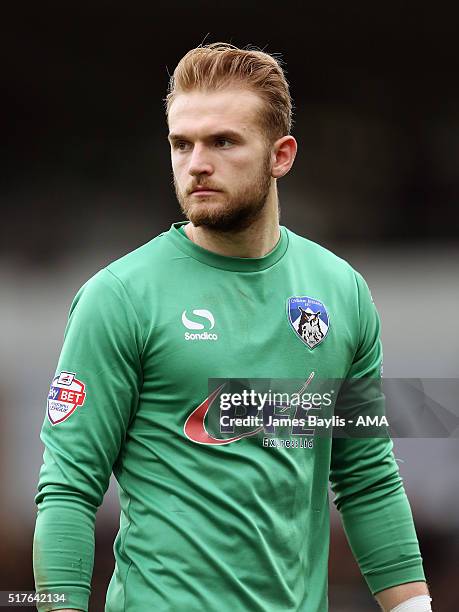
[181,309,218,341]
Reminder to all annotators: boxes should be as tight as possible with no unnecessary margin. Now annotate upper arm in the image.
[329,271,399,509]
[36,268,143,509]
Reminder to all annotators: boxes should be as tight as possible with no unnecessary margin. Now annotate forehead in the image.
[168,87,265,138]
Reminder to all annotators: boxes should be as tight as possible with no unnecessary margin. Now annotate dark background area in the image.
[2,2,459,264]
[1,3,458,611]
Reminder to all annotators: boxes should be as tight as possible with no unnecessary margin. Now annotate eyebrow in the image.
[168,129,244,143]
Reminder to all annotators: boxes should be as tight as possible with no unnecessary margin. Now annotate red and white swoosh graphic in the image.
[184,373,315,446]
[183,384,263,445]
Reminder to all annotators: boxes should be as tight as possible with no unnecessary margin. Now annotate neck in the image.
[184,188,280,258]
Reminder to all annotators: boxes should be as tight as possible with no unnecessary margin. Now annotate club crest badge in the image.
[287,296,330,349]
[47,370,86,425]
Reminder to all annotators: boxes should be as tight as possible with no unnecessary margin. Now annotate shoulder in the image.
[285,227,362,284]
[69,230,173,316]
[284,227,376,322]
[106,230,172,284]
[78,228,174,294]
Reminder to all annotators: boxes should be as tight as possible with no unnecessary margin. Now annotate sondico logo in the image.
[182,309,218,341]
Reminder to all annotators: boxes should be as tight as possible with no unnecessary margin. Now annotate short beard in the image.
[174,151,273,233]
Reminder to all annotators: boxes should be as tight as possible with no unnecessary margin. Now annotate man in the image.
[33,43,432,611]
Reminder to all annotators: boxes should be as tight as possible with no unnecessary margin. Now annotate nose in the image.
[188,143,214,177]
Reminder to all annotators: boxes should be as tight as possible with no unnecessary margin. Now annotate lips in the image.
[191,189,220,195]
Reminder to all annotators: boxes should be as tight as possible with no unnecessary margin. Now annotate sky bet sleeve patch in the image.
[47,370,86,425]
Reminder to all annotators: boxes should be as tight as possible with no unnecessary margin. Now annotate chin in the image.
[185,200,228,223]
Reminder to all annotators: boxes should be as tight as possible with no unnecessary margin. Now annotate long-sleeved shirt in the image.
[33,222,425,611]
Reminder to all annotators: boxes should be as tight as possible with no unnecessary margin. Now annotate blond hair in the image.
[165,42,293,142]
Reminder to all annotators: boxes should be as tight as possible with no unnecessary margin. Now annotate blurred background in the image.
[1,3,458,610]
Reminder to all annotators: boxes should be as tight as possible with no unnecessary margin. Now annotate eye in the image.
[174,141,191,151]
[215,138,232,148]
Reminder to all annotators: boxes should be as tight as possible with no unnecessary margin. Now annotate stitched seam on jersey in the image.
[169,245,290,273]
[123,562,133,612]
[352,270,363,366]
[122,494,133,612]
[168,225,290,273]
[104,268,146,357]
[183,256,289,273]
[102,268,144,428]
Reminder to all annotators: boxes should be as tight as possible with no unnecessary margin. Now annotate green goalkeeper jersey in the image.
[33,222,425,611]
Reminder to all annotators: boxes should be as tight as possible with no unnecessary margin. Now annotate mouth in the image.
[191,189,221,196]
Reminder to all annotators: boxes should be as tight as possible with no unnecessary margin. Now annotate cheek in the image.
[228,153,260,175]
[172,158,186,180]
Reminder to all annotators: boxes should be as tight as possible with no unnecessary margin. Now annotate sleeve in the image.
[33,268,143,612]
[329,271,426,595]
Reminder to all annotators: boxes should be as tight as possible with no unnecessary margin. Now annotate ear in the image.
[271,135,297,179]
[298,306,306,314]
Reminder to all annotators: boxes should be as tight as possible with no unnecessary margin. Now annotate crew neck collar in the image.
[165,221,289,272]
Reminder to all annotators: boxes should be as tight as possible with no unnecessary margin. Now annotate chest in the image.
[141,270,356,389]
